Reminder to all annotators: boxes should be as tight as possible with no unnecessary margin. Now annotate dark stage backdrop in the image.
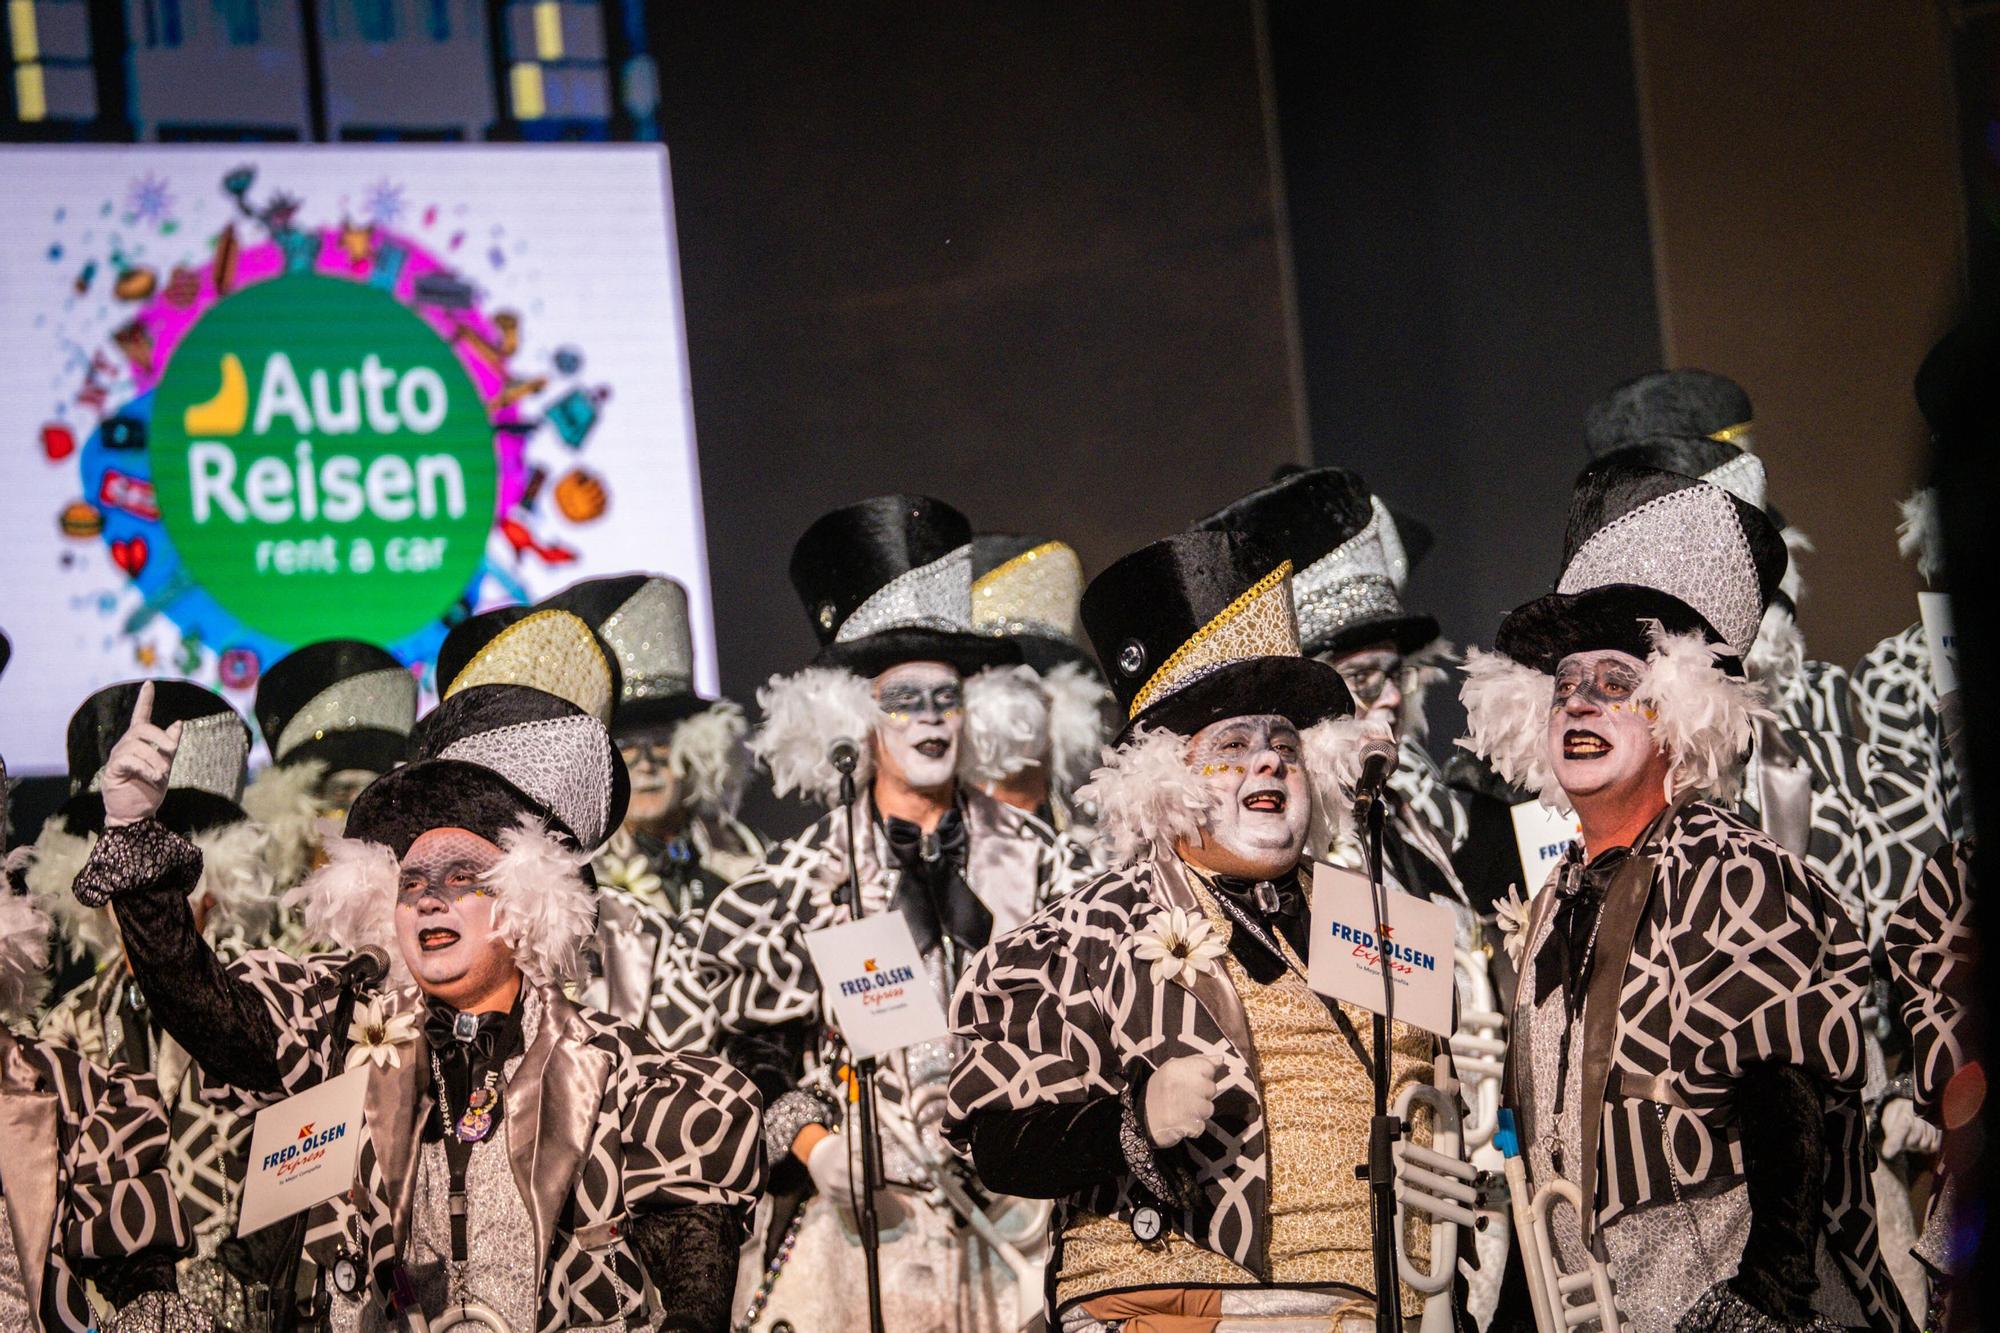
[1267,1,1665,744]
[650,3,1311,827]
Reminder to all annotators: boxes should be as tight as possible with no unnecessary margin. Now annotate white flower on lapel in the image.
[600,844,666,906]
[1134,908,1228,988]
[345,995,418,1071]
[1495,884,1531,968]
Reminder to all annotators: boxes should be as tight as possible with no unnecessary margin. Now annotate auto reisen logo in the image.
[150,274,496,645]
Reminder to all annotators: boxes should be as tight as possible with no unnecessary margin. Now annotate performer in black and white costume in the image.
[698,495,1092,1331]
[967,534,1113,839]
[27,683,276,1328]
[243,640,420,902]
[945,528,1450,1331]
[66,677,763,1333]
[1461,462,1909,1330]
[534,575,764,1053]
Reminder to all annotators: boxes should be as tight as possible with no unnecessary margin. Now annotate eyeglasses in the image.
[1335,657,1404,706]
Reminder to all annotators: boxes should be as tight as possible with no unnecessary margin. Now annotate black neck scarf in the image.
[422,990,527,1143]
[881,806,990,956]
[1191,865,1310,985]
[1533,843,1634,1011]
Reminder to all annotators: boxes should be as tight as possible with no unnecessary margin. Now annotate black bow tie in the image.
[422,997,524,1068]
[882,809,991,955]
[1533,846,1630,1009]
[1202,869,1309,984]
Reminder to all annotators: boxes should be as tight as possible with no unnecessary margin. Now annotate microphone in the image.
[828,736,861,776]
[341,945,390,987]
[1350,736,1399,815]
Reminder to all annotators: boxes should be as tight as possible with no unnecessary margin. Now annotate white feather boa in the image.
[1898,488,1944,584]
[1044,661,1114,801]
[669,700,752,820]
[1746,601,1806,701]
[241,758,327,891]
[1638,624,1769,806]
[287,814,594,989]
[1076,715,1385,865]
[1458,647,1564,808]
[1778,526,1813,605]
[0,880,53,1021]
[28,818,276,965]
[751,667,880,803]
[1458,628,1768,811]
[960,665,1050,786]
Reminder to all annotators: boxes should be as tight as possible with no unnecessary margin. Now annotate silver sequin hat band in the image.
[1556,483,1763,656]
[88,710,248,805]
[437,713,616,850]
[272,667,418,764]
[835,542,977,642]
[599,577,697,704]
[1291,495,1413,648]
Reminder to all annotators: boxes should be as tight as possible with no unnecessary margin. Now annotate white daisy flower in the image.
[601,849,666,905]
[1494,883,1532,968]
[345,995,419,1071]
[1134,907,1229,988]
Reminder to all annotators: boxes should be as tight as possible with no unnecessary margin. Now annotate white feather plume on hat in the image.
[0,880,52,1022]
[960,665,1048,786]
[668,700,753,820]
[1044,660,1114,801]
[28,819,276,965]
[751,667,880,804]
[241,757,327,892]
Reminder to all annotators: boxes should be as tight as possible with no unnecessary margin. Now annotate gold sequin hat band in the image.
[437,607,617,725]
[1081,528,1354,741]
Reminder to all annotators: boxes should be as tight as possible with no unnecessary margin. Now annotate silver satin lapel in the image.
[962,788,1043,936]
[1753,718,1813,857]
[1148,855,1254,1061]
[508,988,610,1271]
[1506,882,1566,1147]
[0,1028,61,1325]
[596,894,658,1023]
[365,993,431,1252]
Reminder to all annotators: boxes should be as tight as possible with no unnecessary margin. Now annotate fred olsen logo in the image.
[838,957,919,1010]
[1327,918,1439,978]
[261,1117,348,1179]
[149,274,497,646]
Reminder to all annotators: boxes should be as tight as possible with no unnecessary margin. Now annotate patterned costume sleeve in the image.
[1884,842,1974,1119]
[615,1048,765,1217]
[1039,828,1099,907]
[35,1041,195,1266]
[696,855,832,1034]
[1672,835,1868,1108]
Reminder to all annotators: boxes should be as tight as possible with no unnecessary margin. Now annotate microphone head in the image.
[1357,735,1399,775]
[828,736,860,774]
[348,944,390,984]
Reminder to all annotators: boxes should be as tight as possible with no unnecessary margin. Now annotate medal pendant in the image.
[457,1107,493,1143]
[468,1085,495,1111]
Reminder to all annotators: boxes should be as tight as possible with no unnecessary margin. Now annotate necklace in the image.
[430,1051,502,1144]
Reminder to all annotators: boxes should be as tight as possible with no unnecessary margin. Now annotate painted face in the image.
[619,739,682,826]
[1182,713,1311,879]
[872,661,964,796]
[392,827,517,1005]
[1327,644,1404,737]
[1547,650,1661,801]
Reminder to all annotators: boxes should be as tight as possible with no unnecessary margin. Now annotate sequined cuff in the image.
[99,1290,214,1333]
[1118,1067,1191,1210]
[1674,1283,1842,1333]
[764,1087,841,1163]
[73,818,202,909]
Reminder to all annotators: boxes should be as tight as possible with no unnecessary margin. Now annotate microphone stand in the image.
[1363,792,1405,1333]
[833,756,888,1333]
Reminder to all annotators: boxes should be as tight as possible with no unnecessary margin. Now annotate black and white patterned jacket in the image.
[72,818,765,1333]
[1853,623,1961,837]
[0,1024,194,1332]
[1884,841,1973,1122]
[696,785,1090,1146]
[1508,800,1909,1330]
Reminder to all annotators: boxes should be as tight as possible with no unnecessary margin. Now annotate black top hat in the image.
[345,683,628,858]
[254,639,416,776]
[435,605,620,725]
[970,535,1097,676]
[61,679,251,836]
[1194,468,1439,659]
[1496,462,1787,674]
[1578,434,1768,512]
[537,574,711,742]
[1082,528,1353,742]
[1584,369,1754,457]
[789,495,1020,677]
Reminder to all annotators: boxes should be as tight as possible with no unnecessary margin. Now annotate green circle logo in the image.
[152,275,497,645]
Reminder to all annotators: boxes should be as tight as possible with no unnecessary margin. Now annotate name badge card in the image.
[1510,799,1582,899]
[803,911,951,1059]
[1307,862,1457,1037]
[1919,591,1959,696]
[237,1065,369,1236]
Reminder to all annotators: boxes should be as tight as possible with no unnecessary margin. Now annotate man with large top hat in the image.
[1459,463,1908,1330]
[28,681,277,1327]
[63,666,763,1333]
[945,528,1451,1331]
[698,494,1090,1331]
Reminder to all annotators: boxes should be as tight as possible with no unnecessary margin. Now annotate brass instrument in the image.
[1393,1055,1491,1332]
[1496,1110,1626,1333]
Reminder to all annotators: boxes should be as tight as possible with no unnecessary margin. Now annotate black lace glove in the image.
[628,1204,741,1333]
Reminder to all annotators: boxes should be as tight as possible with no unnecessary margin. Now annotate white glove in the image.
[1881,1097,1943,1160]
[1144,1054,1224,1149]
[100,682,183,829]
[805,1131,908,1230]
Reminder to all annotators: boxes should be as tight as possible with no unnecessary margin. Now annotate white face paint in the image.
[393,827,519,1008]
[1547,649,1661,802]
[872,661,963,797]
[1181,713,1311,880]
[619,739,681,828]
[1326,644,1405,737]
